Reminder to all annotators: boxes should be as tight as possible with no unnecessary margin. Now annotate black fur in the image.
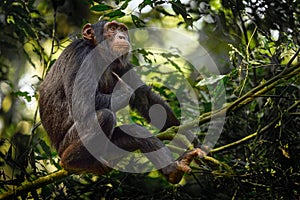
[38,20,201,184]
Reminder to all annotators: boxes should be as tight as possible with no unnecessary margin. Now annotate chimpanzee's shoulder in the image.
[64,39,93,54]
[54,39,95,66]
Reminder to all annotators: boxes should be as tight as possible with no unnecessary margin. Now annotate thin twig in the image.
[209,104,300,154]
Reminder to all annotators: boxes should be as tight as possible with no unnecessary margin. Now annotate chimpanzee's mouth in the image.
[114,44,130,49]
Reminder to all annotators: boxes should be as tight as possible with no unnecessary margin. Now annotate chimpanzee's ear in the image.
[82,23,95,41]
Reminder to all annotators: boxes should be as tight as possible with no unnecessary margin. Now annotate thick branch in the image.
[0,169,70,200]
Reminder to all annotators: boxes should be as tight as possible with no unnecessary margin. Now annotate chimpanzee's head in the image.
[82,20,131,61]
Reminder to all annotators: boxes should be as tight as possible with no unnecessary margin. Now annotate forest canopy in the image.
[0,0,299,199]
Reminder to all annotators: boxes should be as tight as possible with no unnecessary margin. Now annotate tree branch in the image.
[211,100,300,153]
[157,62,300,139]
[0,169,70,200]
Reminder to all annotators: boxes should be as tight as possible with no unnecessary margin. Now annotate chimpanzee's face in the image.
[103,21,131,58]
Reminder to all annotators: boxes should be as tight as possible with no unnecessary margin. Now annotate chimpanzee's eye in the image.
[119,25,128,32]
[109,24,117,31]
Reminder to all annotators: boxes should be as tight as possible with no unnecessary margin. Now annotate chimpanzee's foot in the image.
[162,148,206,184]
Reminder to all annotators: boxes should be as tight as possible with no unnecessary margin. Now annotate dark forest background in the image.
[0,0,299,199]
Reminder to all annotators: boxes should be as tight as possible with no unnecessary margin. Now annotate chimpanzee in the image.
[39,20,205,184]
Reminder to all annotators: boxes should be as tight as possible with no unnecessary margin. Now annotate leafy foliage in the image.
[0,0,299,199]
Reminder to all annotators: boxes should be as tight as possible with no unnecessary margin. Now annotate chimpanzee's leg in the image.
[110,124,205,184]
[58,109,205,182]
[59,109,115,175]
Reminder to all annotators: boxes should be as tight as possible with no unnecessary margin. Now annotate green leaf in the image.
[138,0,153,11]
[131,54,140,66]
[90,4,113,12]
[39,139,53,160]
[154,1,168,6]
[13,91,32,102]
[131,14,145,28]
[171,1,188,17]
[120,0,130,10]
[196,75,227,87]
[170,1,193,25]
[104,10,125,19]
[23,48,36,68]
[156,7,175,17]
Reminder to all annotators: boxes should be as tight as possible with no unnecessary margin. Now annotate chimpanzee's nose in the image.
[116,33,126,40]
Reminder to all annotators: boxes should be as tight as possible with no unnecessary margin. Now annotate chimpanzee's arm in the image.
[129,85,180,131]
[95,88,132,111]
[123,69,201,148]
[115,67,179,131]
[63,67,132,112]
[130,86,201,148]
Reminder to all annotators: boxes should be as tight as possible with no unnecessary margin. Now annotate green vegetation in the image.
[0,0,299,199]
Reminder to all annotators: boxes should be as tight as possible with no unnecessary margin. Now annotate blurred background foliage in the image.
[0,0,299,199]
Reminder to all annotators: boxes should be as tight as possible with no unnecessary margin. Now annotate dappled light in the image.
[0,0,299,199]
